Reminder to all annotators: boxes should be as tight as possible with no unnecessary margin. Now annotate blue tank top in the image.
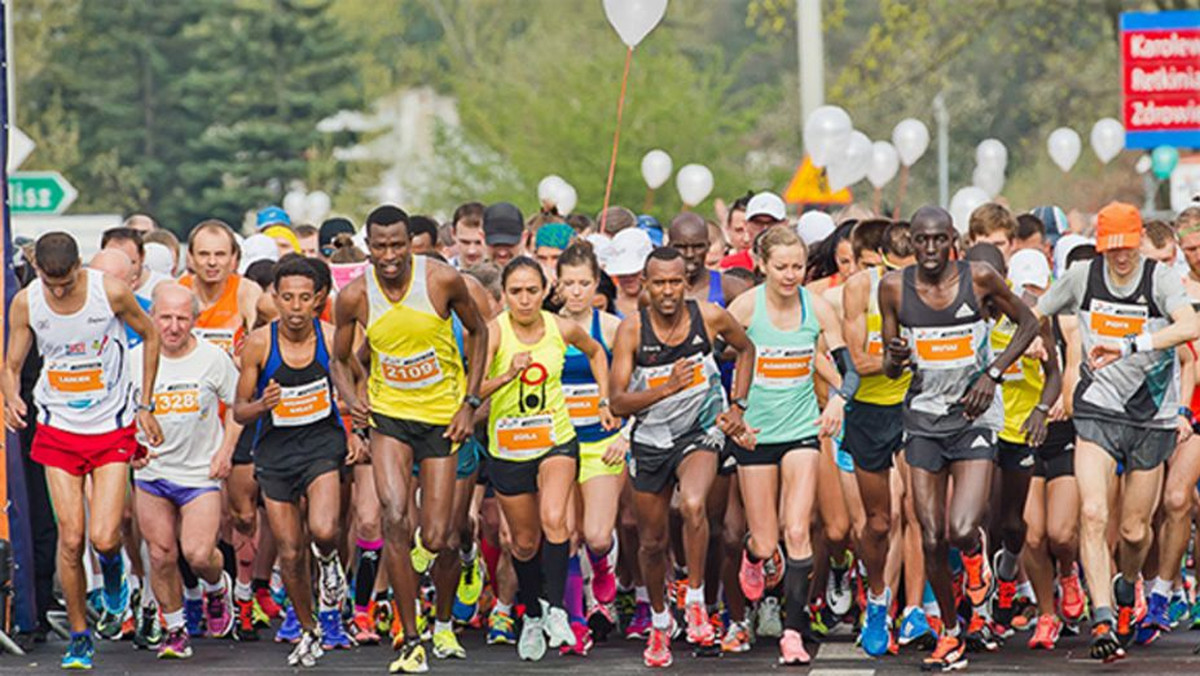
[562,309,617,443]
[707,270,725,307]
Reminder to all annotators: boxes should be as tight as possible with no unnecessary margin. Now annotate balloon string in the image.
[600,46,634,236]
[892,165,908,220]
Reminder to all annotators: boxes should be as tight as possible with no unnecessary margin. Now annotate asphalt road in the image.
[7,622,1200,675]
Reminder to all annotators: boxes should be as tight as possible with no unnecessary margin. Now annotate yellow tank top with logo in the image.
[854,267,912,406]
[991,314,1044,444]
[487,311,576,463]
[365,255,464,425]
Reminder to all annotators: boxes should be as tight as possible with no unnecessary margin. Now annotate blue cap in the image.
[256,206,291,230]
[1031,205,1067,245]
[637,215,663,246]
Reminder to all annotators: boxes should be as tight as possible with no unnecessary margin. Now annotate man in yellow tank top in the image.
[331,205,488,674]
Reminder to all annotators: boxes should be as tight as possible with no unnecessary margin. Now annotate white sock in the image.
[1017,580,1036,603]
[868,587,890,606]
[201,575,226,594]
[163,608,185,631]
[1152,577,1173,597]
[924,599,941,618]
[460,541,477,563]
[494,601,513,615]
[434,619,452,634]
[635,586,650,604]
[945,622,961,638]
[903,604,921,618]
[235,580,254,602]
[685,585,705,606]
[183,585,203,602]
[651,607,672,630]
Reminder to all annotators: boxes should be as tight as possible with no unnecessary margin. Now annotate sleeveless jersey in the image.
[253,320,345,473]
[365,256,465,425]
[486,312,575,462]
[745,285,821,443]
[898,262,1002,436]
[855,267,911,405]
[707,270,725,307]
[562,309,616,443]
[181,273,245,356]
[628,300,726,450]
[29,269,134,434]
[991,313,1044,444]
[1075,258,1178,428]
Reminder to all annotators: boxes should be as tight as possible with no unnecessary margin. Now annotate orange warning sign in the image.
[783,156,852,206]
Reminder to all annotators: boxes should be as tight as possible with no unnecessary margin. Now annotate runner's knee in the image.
[1164,482,1192,517]
[783,520,810,557]
[1118,518,1151,549]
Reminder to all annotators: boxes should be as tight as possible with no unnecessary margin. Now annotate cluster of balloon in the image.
[282,188,332,224]
[968,138,1007,202]
[536,175,578,216]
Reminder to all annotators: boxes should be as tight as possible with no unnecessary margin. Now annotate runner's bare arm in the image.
[1,290,31,430]
[558,316,616,431]
[239,276,263,329]
[608,315,678,417]
[962,263,1038,418]
[724,285,755,329]
[330,278,368,421]
[323,319,364,426]
[1060,315,1081,418]
[811,292,846,351]
[233,328,276,425]
[444,269,488,403]
[108,276,163,445]
[1021,319,1062,447]
[704,303,755,440]
[842,271,883,376]
[721,272,753,305]
[478,317,515,400]
[878,271,909,380]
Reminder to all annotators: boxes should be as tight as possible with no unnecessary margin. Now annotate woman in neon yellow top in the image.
[480,257,616,661]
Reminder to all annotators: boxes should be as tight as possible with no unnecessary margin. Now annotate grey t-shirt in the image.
[1037,258,1188,319]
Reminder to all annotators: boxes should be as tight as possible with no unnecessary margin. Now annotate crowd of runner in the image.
[8,193,1200,673]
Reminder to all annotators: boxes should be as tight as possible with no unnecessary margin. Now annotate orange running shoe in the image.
[685,602,715,646]
[1028,614,1061,650]
[921,634,966,672]
[1089,621,1125,662]
[644,626,673,668]
[962,549,993,608]
[1058,569,1086,623]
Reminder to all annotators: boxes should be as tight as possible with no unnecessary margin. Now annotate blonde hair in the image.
[756,224,808,263]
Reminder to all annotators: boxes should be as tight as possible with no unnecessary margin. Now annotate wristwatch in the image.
[731,397,749,412]
[986,366,1003,383]
[136,401,156,414]
[598,397,610,409]
[463,394,483,409]
[1035,403,1050,414]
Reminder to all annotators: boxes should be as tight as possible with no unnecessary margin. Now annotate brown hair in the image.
[144,228,180,259]
[968,203,1017,243]
[850,219,891,261]
[1144,220,1176,248]
[756,224,807,264]
[294,224,319,239]
[187,219,240,258]
[882,222,913,260]
[452,202,485,231]
[328,233,366,263]
[556,240,600,281]
[1178,207,1200,237]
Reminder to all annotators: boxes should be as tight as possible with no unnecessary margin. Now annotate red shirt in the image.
[720,249,753,272]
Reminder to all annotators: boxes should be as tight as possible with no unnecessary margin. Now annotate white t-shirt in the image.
[131,339,238,487]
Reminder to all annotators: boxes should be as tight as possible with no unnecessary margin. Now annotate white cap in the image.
[746,191,787,222]
[601,228,654,276]
[796,210,835,247]
[239,233,280,274]
[1007,249,1051,292]
[1053,233,1092,276]
[144,242,175,277]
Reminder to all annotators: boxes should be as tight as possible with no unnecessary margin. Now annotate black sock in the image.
[784,557,814,633]
[355,545,382,609]
[514,552,544,618]
[542,540,570,609]
[375,590,389,603]
[218,540,236,581]
[178,552,199,589]
[1114,576,1135,607]
[252,577,269,592]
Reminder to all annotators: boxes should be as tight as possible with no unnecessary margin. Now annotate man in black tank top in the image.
[609,247,755,664]
[879,207,1037,670]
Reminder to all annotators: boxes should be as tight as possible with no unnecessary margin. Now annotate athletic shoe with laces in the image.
[643,625,673,668]
[319,609,355,649]
[808,597,832,637]
[1169,591,1189,627]
[755,596,783,638]
[625,601,652,640]
[410,529,436,575]
[963,612,998,652]
[205,574,235,638]
[184,597,205,637]
[899,606,938,649]
[685,602,715,645]
[1057,569,1086,623]
[1089,621,1125,662]
[96,606,128,641]
[559,621,593,656]
[763,546,785,590]
[276,605,302,644]
[389,637,428,674]
[133,601,164,649]
[432,626,467,659]
[591,556,618,605]
[453,559,484,622]
[962,548,993,608]
[235,598,259,641]
[779,628,811,665]
[991,573,1018,638]
[1146,589,1172,632]
[352,610,381,644]
[487,608,517,645]
[827,553,854,616]
[157,627,192,659]
[518,614,548,661]
[587,602,616,641]
[1113,577,1138,648]
[1191,600,1200,629]
[1134,577,1148,625]
[1027,614,1061,650]
[739,550,766,603]
[921,634,967,672]
[287,629,325,668]
[543,603,576,649]
[721,620,751,653]
[375,599,394,635]
[861,588,891,656]
[255,586,282,620]
[61,633,95,670]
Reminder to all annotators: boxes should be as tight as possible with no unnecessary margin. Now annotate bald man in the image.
[92,249,153,348]
[668,213,751,308]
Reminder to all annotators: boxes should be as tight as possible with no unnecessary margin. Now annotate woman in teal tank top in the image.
[725,225,849,664]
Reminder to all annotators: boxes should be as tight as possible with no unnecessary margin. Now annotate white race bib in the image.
[912,325,977,370]
[379,349,445,390]
[494,414,556,461]
[46,357,105,403]
[271,379,333,428]
[563,383,601,427]
[754,346,814,389]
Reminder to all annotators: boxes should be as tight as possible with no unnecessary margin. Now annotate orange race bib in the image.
[754,346,814,388]
[46,357,105,401]
[1088,299,1148,339]
[867,331,884,357]
[379,349,445,390]
[154,383,200,416]
[193,328,238,356]
[563,383,601,427]
[645,355,706,392]
[913,325,977,370]
[494,414,556,460]
[272,380,332,428]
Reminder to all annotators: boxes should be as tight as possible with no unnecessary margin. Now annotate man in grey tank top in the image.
[879,207,1037,671]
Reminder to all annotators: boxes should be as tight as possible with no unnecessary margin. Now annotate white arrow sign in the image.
[8,127,34,171]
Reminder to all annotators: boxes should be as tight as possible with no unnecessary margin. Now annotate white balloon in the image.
[282,189,307,222]
[826,131,872,191]
[675,164,714,206]
[602,0,668,48]
[641,149,673,190]
[1135,154,1153,175]
[1047,127,1082,173]
[972,165,1005,198]
[803,105,853,168]
[555,183,578,216]
[949,186,991,234]
[305,190,332,222]
[866,141,900,189]
[538,175,568,205]
[975,139,1008,172]
[891,118,930,167]
[1090,118,1125,165]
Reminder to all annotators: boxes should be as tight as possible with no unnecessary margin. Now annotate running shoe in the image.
[389,637,428,674]
[963,612,999,652]
[410,529,436,575]
[779,628,811,666]
[962,548,993,608]
[1027,614,1061,650]
[560,621,593,656]
[991,571,1018,638]
[234,598,258,641]
[1057,569,1086,623]
[287,629,325,668]
[808,597,832,637]
[1089,621,1125,662]
[1191,600,1200,629]
[432,626,467,659]
[1114,577,1138,648]
[205,573,235,638]
[927,613,945,638]
[827,553,854,616]
[319,609,355,649]
[899,606,938,649]
[685,602,715,646]
[1170,591,1189,627]
[276,605,302,644]
[587,602,616,642]
[544,603,576,649]
[755,596,783,638]
[157,627,192,659]
[352,610,381,644]
[255,586,283,620]
[721,620,751,653]
[921,634,967,672]
[453,557,484,622]
[862,588,891,656]
[375,599,394,636]
[625,601,652,640]
[184,596,205,637]
[764,546,785,590]
[518,614,548,661]
[643,625,673,668]
[133,601,164,650]
[96,606,127,641]
[1146,589,1172,632]
[1135,621,1161,646]
[87,589,104,618]
[103,572,131,622]
[487,608,517,645]
[61,633,95,670]
[739,550,766,603]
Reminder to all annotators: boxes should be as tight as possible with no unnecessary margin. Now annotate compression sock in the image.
[354,539,383,613]
[97,551,124,599]
[784,557,814,632]
[543,540,571,610]
[565,555,585,623]
[513,552,544,618]
[996,546,1020,581]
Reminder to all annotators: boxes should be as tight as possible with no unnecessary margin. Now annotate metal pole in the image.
[797,0,824,126]
[934,92,949,208]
